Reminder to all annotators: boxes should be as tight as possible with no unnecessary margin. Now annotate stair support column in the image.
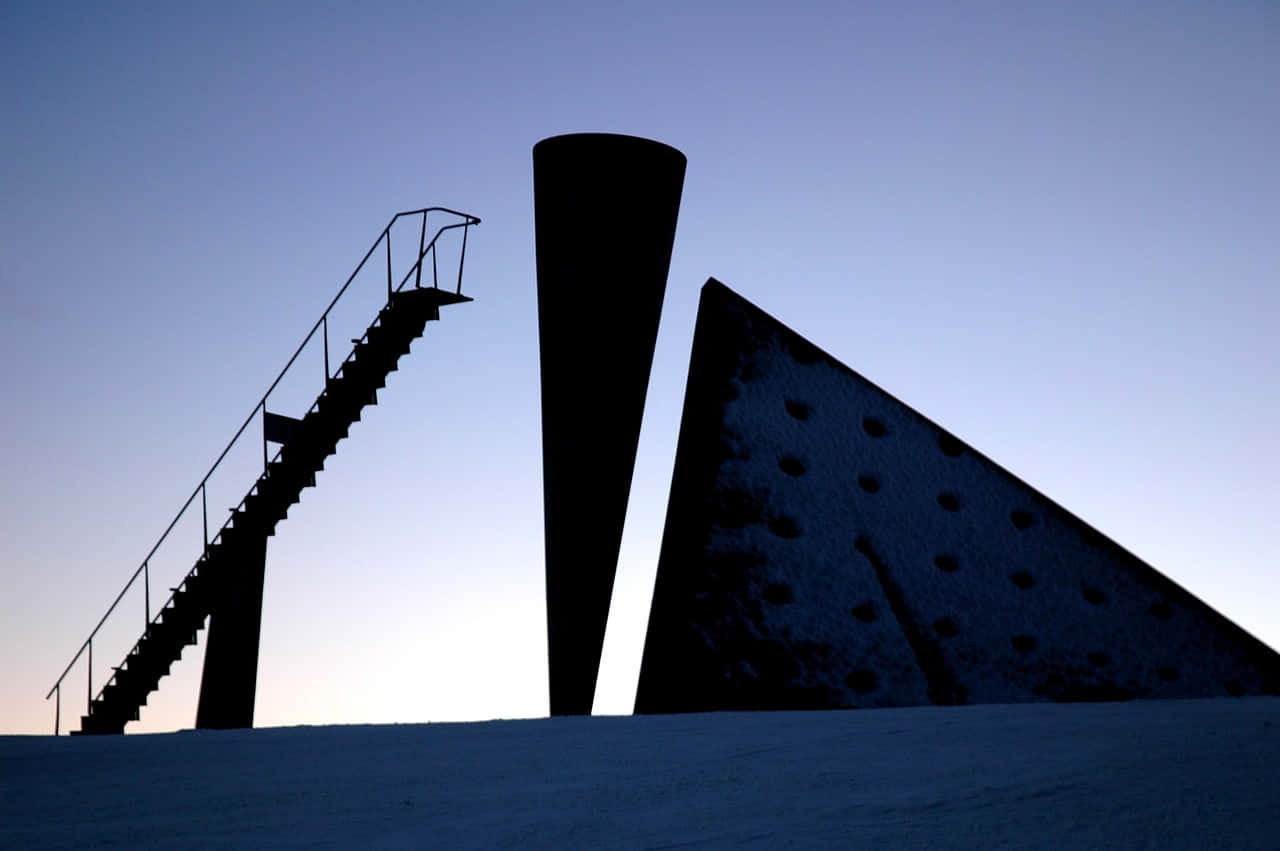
[196,535,268,729]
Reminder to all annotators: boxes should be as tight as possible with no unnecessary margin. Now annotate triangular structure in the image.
[635,279,1280,712]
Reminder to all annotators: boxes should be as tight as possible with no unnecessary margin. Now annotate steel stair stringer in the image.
[75,286,470,734]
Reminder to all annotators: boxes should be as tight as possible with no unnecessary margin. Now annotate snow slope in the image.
[3,698,1278,849]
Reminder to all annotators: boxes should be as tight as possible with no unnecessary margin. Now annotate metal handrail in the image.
[135,218,478,666]
[45,207,479,726]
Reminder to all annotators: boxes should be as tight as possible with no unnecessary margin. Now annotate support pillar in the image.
[533,133,686,715]
[196,536,268,729]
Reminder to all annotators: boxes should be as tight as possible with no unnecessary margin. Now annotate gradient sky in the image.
[2,1,1276,735]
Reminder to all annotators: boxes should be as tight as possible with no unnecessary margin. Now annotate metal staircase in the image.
[45,207,479,734]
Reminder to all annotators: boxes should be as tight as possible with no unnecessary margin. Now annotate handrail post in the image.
[416,212,427,288]
[261,403,268,474]
[322,315,330,380]
[55,684,60,735]
[87,640,92,715]
[144,560,150,629]
[432,243,438,289]
[385,230,393,299]
[456,223,470,294]
[201,483,209,559]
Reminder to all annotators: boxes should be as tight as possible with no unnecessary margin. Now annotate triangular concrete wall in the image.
[635,279,1280,712]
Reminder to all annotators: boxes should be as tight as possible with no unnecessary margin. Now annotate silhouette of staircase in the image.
[47,208,478,735]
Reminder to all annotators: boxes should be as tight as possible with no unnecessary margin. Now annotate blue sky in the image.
[2,1,1276,734]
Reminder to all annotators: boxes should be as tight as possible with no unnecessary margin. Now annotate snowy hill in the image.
[4,698,1278,849]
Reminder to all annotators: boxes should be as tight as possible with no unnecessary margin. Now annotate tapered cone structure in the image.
[534,133,686,715]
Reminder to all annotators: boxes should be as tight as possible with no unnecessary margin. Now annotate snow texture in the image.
[636,280,1280,713]
[3,699,1279,849]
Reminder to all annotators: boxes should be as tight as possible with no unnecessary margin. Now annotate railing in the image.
[45,206,480,734]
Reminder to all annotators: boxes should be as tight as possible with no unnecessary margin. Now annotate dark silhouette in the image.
[635,280,1280,713]
[49,209,478,734]
[196,538,267,728]
[534,133,686,716]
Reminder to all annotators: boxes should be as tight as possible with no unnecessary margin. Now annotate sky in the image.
[1,1,1276,735]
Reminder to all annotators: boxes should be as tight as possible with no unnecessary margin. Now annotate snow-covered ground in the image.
[4,698,1277,849]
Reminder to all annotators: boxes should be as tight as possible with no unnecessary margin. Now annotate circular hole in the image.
[784,399,811,421]
[851,602,877,623]
[763,582,794,605]
[768,515,802,539]
[778,455,807,477]
[845,669,879,694]
[1011,509,1035,530]
[1010,570,1035,590]
[933,617,959,638]
[1087,651,1111,667]
[938,433,964,457]
[857,474,880,494]
[936,492,960,512]
[934,554,959,573]
[1157,667,1178,683]
[1149,600,1173,620]
[861,416,888,438]
[1082,587,1107,606]
[1011,635,1037,654]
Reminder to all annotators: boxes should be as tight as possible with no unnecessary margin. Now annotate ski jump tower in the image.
[46,208,479,734]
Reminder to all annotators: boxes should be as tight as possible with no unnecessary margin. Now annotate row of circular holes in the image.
[780,399,1126,606]
[784,399,964,456]
[777,458,1033,528]
[903,558,1171,619]
[845,567,1178,690]
[774,451,1175,616]
[782,399,1037,530]
[840,663,1182,696]
[844,601,1181,689]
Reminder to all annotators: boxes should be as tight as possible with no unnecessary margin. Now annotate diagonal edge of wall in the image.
[636,278,1280,713]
